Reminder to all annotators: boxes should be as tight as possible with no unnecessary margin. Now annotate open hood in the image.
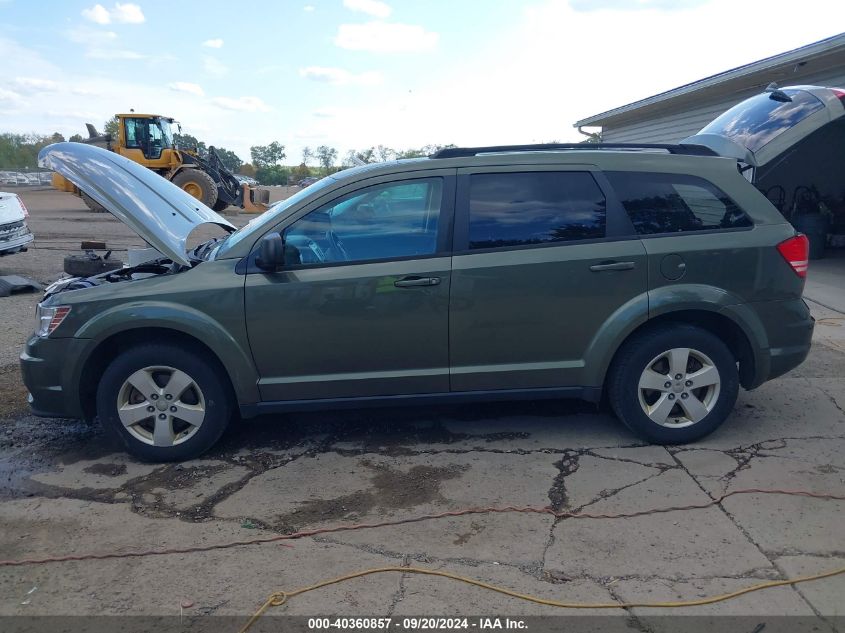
[38,142,235,266]
[682,86,845,168]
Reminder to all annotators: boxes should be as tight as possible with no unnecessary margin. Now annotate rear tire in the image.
[96,343,232,462]
[608,324,738,444]
[171,169,219,208]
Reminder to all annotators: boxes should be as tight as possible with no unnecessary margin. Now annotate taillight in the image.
[16,195,28,218]
[832,87,845,103]
[777,234,809,278]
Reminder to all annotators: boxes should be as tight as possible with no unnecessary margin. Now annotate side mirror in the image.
[255,233,284,271]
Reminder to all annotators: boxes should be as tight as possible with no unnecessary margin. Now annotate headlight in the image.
[35,304,71,337]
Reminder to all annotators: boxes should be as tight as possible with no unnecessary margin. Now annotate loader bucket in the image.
[242,184,270,213]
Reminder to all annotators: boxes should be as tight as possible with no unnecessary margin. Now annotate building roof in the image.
[574,32,845,128]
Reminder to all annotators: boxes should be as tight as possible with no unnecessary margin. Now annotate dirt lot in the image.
[0,188,844,630]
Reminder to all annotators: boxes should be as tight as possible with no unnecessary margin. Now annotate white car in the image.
[0,192,34,256]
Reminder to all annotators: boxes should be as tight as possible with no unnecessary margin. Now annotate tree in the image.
[255,165,289,186]
[239,163,256,178]
[395,144,455,159]
[302,146,314,166]
[289,163,310,182]
[104,115,119,138]
[376,145,395,162]
[250,141,286,169]
[315,145,338,174]
[69,133,84,142]
[212,146,243,172]
[0,133,69,168]
[343,148,378,167]
[174,133,207,155]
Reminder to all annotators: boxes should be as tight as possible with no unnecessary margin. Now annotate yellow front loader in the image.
[52,114,269,213]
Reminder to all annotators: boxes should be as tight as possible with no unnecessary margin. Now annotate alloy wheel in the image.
[637,347,721,428]
[116,365,206,447]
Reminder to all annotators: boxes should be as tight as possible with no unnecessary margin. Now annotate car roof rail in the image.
[430,143,719,159]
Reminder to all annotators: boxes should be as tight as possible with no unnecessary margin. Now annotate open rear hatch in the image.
[683,85,845,169]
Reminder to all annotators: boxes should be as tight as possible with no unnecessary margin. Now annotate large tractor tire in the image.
[64,254,123,277]
[80,191,108,213]
[171,169,219,208]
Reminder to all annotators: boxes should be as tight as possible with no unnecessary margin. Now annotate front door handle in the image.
[589,261,635,272]
[394,276,441,288]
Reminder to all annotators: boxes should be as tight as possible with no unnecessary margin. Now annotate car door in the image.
[244,171,455,402]
[449,165,647,392]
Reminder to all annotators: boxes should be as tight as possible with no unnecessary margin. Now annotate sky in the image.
[0,0,843,165]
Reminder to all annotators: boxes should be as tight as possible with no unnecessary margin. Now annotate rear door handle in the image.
[394,276,441,288]
[589,261,635,272]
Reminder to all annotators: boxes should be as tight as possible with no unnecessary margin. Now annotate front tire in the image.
[171,169,219,208]
[608,324,739,444]
[96,344,232,462]
[80,191,108,213]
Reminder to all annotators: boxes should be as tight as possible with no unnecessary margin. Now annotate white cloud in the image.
[211,96,271,113]
[335,22,438,53]
[303,4,315,11]
[45,109,100,120]
[66,27,118,45]
[70,86,102,96]
[81,3,145,25]
[81,4,110,24]
[111,2,144,23]
[86,48,146,60]
[342,0,391,18]
[312,107,344,118]
[294,129,329,140]
[202,38,224,48]
[14,77,61,93]
[168,81,205,97]
[299,66,383,86]
[0,88,23,104]
[203,55,229,76]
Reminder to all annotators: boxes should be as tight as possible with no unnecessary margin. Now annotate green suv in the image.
[24,139,813,461]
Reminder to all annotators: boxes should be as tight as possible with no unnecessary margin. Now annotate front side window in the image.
[468,172,606,250]
[605,171,752,235]
[283,177,443,265]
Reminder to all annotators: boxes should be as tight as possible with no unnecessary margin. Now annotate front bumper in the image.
[20,335,88,419]
[0,227,34,255]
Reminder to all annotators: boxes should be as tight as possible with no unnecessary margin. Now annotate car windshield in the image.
[214,176,335,256]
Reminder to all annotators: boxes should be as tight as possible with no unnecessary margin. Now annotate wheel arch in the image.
[76,325,255,421]
[583,283,768,394]
[601,308,760,397]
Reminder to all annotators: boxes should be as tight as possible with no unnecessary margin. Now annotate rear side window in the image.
[605,171,752,235]
[468,172,606,250]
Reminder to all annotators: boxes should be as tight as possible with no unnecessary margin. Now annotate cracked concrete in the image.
[0,301,843,623]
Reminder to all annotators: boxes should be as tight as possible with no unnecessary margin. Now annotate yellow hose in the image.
[239,564,845,633]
